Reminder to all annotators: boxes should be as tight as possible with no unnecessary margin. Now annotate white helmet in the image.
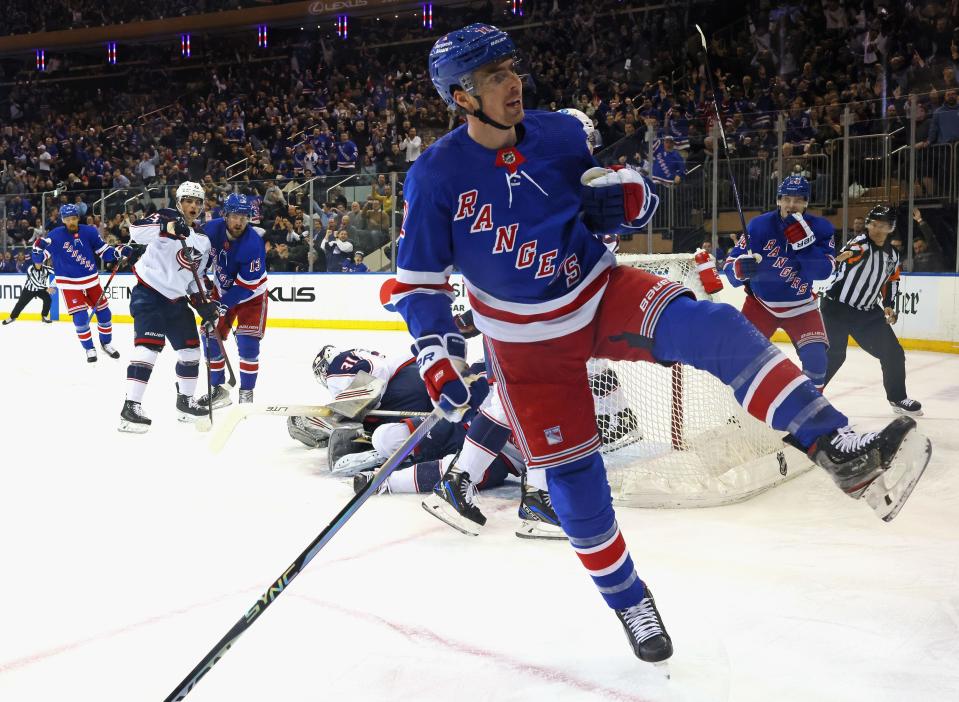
[313,345,338,387]
[558,108,597,154]
[175,181,205,205]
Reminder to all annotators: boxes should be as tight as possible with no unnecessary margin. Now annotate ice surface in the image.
[0,322,957,702]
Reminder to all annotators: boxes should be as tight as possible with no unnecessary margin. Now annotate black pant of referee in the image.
[821,296,907,402]
[4,288,52,323]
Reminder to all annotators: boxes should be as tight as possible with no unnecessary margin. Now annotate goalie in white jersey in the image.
[118,182,219,432]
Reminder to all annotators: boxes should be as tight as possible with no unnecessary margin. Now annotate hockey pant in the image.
[741,294,828,389]
[486,266,849,611]
[821,297,909,402]
[126,284,201,403]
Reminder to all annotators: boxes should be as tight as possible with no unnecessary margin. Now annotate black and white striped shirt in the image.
[24,264,53,292]
[824,233,900,311]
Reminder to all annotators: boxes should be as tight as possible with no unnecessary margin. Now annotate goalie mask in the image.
[313,345,338,387]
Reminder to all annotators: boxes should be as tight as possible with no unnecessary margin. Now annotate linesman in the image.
[821,205,922,415]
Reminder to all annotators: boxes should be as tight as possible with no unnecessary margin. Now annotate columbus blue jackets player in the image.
[197,193,268,408]
[118,181,216,432]
[395,23,930,665]
[31,203,128,362]
[724,175,835,388]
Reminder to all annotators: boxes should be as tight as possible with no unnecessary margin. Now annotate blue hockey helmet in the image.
[59,203,80,220]
[429,23,518,109]
[224,192,253,217]
[777,174,810,200]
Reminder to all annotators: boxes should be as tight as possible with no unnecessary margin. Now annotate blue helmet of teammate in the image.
[223,193,253,217]
[429,23,517,109]
[777,175,810,200]
[59,204,80,220]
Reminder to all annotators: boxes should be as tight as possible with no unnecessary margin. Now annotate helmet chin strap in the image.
[470,96,513,131]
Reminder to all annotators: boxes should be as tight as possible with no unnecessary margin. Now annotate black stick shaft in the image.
[695,24,754,254]
[164,409,443,701]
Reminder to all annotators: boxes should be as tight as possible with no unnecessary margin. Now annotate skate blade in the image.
[515,520,568,541]
[421,495,482,536]
[177,412,205,423]
[195,417,213,433]
[864,430,932,522]
[892,406,924,417]
[118,420,150,434]
[652,660,671,679]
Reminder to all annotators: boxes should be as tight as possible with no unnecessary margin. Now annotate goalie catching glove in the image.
[413,333,471,422]
[580,166,659,233]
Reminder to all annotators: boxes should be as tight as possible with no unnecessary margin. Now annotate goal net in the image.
[591,253,813,508]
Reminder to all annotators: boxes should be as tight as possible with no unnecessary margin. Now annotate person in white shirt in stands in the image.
[399,127,423,164]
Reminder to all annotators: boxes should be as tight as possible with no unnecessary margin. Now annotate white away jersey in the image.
[130,212,211,300]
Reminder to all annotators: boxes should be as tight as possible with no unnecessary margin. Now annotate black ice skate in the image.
[353,471,391,496]
[175,383,207,423]
[597,408,640,446]
[100,342,120,359]
[809,417,931,522]
[889,398,923,417]
[238,389,254,404]
[41,316,52,324]
[118,400,152,434]
[86,348,97,363]
[422,463,486,536]
[615,588,673,666]
[197,384,232,410]
[516,475,566,540]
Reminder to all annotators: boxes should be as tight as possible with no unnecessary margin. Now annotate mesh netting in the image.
[591,254,812,508]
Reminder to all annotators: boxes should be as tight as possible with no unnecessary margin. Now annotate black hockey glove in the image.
[195,301,222,326]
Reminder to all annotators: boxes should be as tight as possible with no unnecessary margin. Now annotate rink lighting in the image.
[107,42,117,65]
[337,15,348,39]
[257,25,268,48]
[35,48,45,71]
[422,3,433,29]
[180,33,191,57]
[511,0,523,16]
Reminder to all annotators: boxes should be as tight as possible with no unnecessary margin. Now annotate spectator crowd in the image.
[2,0,957,272]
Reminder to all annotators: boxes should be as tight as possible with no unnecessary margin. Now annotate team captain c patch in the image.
[544,425,564,445]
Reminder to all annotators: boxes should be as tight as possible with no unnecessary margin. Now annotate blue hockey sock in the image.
[652,296,847,448]
[205,335,225,386]
[94,305,112,345]
[72,309,94,350]
[797,341,827,390]
[545,454,646,610]
[237,335,260,391]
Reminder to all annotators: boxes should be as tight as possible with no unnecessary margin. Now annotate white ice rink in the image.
[0,321,957,702]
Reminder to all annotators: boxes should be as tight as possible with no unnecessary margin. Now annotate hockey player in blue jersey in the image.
[394,23,930,666]
[724,175,836,388]
[197,193,269,408]
[31,203,128,362]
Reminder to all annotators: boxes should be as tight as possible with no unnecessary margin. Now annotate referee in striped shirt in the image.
[2,259,54,325]
[821,205,922,416]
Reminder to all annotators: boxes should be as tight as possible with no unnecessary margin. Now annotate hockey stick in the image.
[694,24,760,260]
[204,403,430,453]
[201,324,214,426]
[178,237,237,387]
[163,407,445,701]
[86,254,125,321]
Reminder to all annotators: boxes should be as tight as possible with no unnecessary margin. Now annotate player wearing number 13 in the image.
[197,193,268,409]
[395,23,931,667]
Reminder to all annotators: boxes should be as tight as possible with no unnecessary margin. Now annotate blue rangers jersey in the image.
[723,210,835,316]
[31,224,120,290]
[202,218,268,308]
[391,110,618,343]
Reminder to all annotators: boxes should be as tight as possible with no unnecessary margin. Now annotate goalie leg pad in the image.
[287,415,334,448]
